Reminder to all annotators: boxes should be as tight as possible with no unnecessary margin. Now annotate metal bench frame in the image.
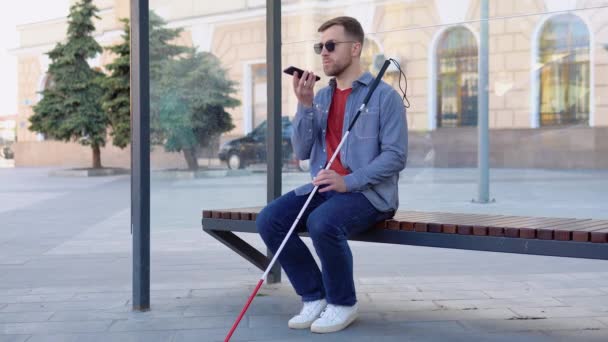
[202,216,608,284]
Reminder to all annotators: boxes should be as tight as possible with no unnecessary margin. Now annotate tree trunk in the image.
[92,144,102,169]
[183,148,198,171]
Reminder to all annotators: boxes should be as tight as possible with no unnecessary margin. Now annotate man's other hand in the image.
[313,169,347,193]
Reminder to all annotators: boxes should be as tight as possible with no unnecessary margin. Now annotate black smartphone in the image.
[283,66,321,82]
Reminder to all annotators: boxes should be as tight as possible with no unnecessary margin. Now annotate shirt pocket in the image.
[353,106,380,139]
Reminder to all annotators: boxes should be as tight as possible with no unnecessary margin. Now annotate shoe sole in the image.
[310,314,358,333]
[288,320,315,329]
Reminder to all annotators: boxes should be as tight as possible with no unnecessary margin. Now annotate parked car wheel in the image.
[0,146,13,159]
[227,153,243,169]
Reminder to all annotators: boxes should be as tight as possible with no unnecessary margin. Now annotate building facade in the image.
[12,0,608,168]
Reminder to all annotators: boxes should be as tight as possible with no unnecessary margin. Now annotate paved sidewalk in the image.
[1,167,608,341]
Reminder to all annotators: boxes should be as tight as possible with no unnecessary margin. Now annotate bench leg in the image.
[204,229,282,283]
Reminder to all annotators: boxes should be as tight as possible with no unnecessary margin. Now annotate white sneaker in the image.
[310,303,359,333]
[288,299,327,329]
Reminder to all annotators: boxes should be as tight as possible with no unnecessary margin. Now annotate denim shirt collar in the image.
[327,71,374,90]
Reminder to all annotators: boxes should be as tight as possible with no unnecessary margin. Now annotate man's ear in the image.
[352,41,362,57]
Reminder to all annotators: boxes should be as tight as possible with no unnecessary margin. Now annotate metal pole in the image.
[477,0,490,203]
[131,0,150,311]
[265,0,282,284]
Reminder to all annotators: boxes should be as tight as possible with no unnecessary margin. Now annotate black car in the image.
[0,145,13,159]
[218,117,309,171]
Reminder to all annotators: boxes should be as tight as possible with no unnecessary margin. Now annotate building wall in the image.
[12,0,608,168]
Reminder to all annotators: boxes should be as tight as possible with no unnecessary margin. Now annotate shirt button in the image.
[323,149,326,152]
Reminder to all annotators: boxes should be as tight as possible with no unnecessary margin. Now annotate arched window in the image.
[538,14,590,126]
[436,27,478,128]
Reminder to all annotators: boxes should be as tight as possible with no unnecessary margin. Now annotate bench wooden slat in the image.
[555,221,608,241]
[203,209,607,243]
[572,224,608,242]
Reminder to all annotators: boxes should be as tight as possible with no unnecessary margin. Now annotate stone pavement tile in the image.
[510,306,608,319]
[542,329,608,342]
[397,275,483,284]
[434,297,565,310]
[0,335,30,342]
[48,310,138,322]
[392,320,469,335]
[483,287,605,299]
[383,308,516,322]
[256,337,413,342]
[593,316,608,326]
[178,297,299,318]
[109,315,234,332]
[360,300,440,312]
[525,279,608,290]
[0,289,31,296]
[358,276,414,285]
[181,304,239,318]
[555,295,608,309]
[564,272,608,280]
[460,317,606,333]
[172,326,311,342]
[0,312,53,323]
[0,300,128,313]
[423,332,554,342]
[369,290,491,301]
[0,320,113,334]
[356,284,419,293]
[231,295,300,315]
[246,331,554,342]
[0,293,75,304]
[191,288,252,298]
[29,285,130,294]
[71,289,190,302]
[359,275,487,286]
[150,281,250,291]
[247,312,385,330]
[479,274,560,282]
[414,281,530,292]
[25,331,176,342]
[248,314,294,328]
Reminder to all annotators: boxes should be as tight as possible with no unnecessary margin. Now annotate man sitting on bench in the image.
[256,16,408,334]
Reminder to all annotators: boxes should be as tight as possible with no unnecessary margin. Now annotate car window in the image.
[251,121,267,137]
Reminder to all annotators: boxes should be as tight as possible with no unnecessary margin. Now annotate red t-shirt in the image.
[326,87,352,176]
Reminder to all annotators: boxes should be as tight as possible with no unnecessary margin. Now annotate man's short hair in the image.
[317,16,365,44]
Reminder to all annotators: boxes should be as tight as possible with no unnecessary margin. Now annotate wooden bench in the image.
[202,208,608,283]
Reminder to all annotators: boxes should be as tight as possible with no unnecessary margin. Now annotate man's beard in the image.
[324,58,351,77]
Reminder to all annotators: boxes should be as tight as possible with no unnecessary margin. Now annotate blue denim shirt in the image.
[291,71,408,212]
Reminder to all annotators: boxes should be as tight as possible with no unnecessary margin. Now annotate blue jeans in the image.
[256,190,394,306]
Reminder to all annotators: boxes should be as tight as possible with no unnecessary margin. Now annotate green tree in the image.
[30,0,108,168]
[101,12,189,149]
[101,18,130,148]
[158,51,239,170]
[149,12,191,146]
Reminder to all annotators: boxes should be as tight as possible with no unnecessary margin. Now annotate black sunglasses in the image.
[313,40,356,54]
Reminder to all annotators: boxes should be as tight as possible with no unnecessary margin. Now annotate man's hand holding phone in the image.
[284,66,319,109]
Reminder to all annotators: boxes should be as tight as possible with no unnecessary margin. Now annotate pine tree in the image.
[101,18,130,148]
[30,0,108,168]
